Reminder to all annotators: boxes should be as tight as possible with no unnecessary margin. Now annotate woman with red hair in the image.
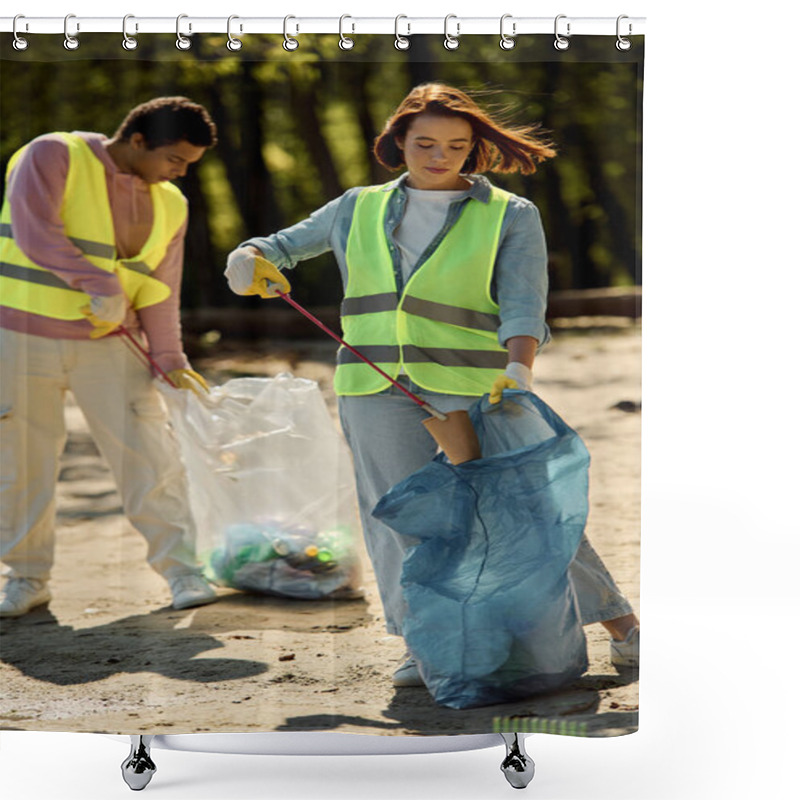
[226,83,639,688]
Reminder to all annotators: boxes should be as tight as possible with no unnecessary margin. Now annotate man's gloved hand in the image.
[79,293,128,339]
[167,368,210,398]
[225,247,292,298]
[488,362,533,404]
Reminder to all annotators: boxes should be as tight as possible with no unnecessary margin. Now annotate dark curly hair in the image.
[113,97,217,150]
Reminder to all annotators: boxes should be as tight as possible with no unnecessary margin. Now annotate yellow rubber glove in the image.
[167,369,210,398]
[79,294,128,339]
[489,362,533,404]
[249,256,292,298]
[225,247,291,298]
[489,375,519,404]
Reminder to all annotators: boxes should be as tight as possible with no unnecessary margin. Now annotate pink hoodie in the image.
[1,131,190,372]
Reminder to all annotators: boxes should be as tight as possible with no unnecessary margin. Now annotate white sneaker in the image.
[392,655,425,687]
[610,625,640,670]
[168,573,217,610]
[0,577,52,618]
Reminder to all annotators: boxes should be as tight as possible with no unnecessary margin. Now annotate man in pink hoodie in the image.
[0,97,219,616]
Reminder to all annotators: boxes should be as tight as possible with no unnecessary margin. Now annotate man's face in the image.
[128,133,206,184]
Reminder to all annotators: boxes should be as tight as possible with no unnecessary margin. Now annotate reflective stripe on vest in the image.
[334,182,510,397]
[0,132,186,321]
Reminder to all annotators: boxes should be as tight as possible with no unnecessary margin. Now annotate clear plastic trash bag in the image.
[160,374,362,599]
[373,390,589,708]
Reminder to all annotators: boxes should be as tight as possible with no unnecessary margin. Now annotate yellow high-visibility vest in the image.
[0,132,187,320]
[333,182,511,397]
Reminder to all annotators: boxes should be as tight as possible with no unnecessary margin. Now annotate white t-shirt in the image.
[394,186,470,285]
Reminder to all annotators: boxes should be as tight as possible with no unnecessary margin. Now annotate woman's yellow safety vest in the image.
[0,132,187,321]
[334,182,511,397]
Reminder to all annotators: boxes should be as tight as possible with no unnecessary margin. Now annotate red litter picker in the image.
[117,325,177,387]
[274,289,482,465]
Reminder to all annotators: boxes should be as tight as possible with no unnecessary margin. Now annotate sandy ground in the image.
[0,322,640,738]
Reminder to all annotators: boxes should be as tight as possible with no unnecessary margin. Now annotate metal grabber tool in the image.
[274,289,447,421]
[273,289,482,464]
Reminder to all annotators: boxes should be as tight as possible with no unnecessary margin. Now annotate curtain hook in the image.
[63,13,79,51]
[499,14,516,50]
[283,15,299,51]
[227,15,242,51]
[12,15,29,51]
[176,14,192,50]
[339,15,355,50]
[394,15,410,51]
[443,14,460,51]
[554,14,570,51]
[122,14,138,51]
[616,15,632,51]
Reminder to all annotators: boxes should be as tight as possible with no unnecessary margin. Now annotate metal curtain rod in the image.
[1,15,646,37]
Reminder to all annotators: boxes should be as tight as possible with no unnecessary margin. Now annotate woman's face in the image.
[395,113,474,191]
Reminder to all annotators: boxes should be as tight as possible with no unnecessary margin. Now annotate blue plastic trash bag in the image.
[372,390,590,709]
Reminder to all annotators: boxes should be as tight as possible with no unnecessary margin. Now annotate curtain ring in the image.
[283,15,299,51]
[554,14,570,51]
[339,14,354,50]
[227,15,242,51]
[616,15,632,51]
[339,15,354,50]
[12,15,29,51]
[499,14,516,50]
[394,15,410,50]
[63,14,79,51]
[176,14,192,50]
[122,14,138,51]
[443,14,460,51]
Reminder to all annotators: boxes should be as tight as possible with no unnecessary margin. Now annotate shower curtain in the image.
[0,18,643,742]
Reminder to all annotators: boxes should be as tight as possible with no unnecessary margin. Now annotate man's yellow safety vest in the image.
[333,182,511,397]
[0,132,187,321]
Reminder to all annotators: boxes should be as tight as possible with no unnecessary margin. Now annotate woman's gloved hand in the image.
[80,293,128,339]
[167,368,210,398]
[225,247,292,298]
[489,362,533,404]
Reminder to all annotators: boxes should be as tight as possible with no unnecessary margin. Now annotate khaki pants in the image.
[0,328,199,582]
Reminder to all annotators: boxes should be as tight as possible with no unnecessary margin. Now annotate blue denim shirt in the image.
[240,173,550,348]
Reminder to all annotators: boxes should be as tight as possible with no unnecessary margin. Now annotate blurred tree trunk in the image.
[180,168,216,308]
[408,37,437,86]
[288,68,344,201]
[572,70,639,285]
[532,167,578,293]
[538,62,588,291]
[207,63,283,236]
[352,63,382,184]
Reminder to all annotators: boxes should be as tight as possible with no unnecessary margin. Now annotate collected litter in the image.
[160,374,363,600]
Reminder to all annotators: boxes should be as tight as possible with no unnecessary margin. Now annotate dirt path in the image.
[0,324,640,738]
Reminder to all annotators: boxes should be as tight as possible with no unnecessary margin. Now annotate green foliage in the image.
[1,33,642,306]
[199,156,245,249]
